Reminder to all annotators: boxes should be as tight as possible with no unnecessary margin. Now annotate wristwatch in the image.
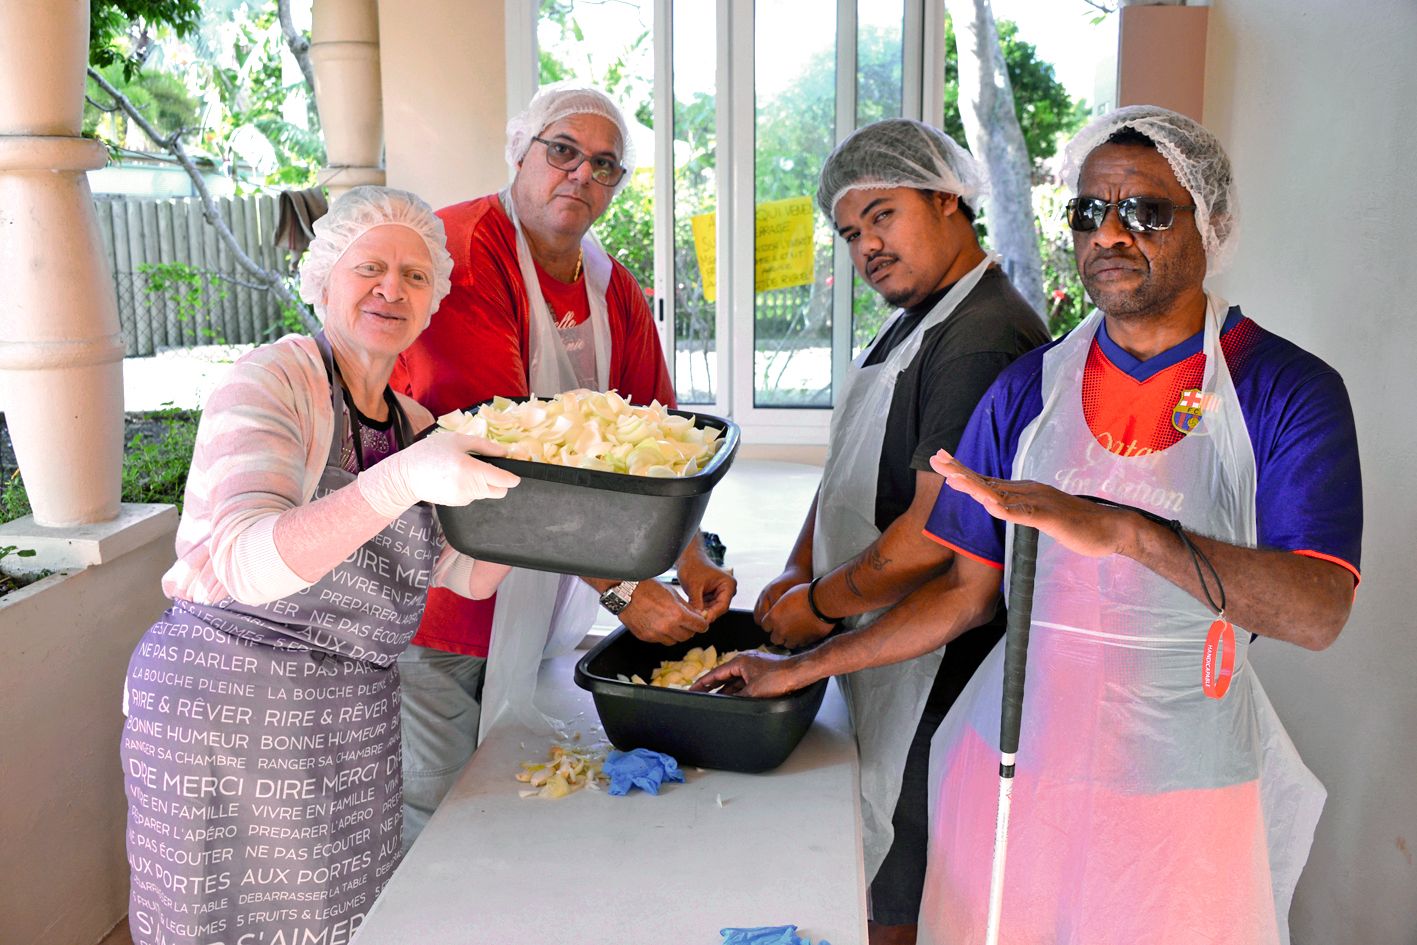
[599,580,639,616]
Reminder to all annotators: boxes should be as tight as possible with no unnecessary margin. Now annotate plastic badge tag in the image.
[1202,617,1236,699]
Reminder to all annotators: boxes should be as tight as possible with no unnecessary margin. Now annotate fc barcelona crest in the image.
[1172,388,1204,435]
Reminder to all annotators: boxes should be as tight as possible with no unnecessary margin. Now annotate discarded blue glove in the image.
[720,926,831,945]
[603,748,685,796]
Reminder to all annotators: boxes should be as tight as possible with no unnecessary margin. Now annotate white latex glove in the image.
[357,431,520,517]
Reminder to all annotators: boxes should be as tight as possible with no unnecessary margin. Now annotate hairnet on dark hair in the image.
[1063,105,1238,274]
[816,118,988,220]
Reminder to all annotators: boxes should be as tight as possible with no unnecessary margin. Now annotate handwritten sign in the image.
[690,195,816,303]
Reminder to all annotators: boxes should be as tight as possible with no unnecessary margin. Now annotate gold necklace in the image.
[572,250,583,282]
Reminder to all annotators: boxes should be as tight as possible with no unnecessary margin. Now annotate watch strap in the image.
[600,579,639,614]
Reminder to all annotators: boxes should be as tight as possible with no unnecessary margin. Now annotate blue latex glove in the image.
[603,748,685,796]
[719,926,831,945]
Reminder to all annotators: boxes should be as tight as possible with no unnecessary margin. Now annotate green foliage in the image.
[0,545,46,599]
[85,61,201,143]
[0,408,201,526]
[88,2,324,189]
[121,407,201,507]
[271,299,314,339]
[1035,185,1089,337]
[596,171,655,288]
[90,0,202,79]
[0,472,30,526]
[940,18,1088,169]
[138,262,230,343]
[200,7,325,188]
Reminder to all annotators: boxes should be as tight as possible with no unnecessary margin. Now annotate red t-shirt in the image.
[392,194,675,656]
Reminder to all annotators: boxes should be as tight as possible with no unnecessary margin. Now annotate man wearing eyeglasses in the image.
[391,84,735,849]
[695,106,1361,943]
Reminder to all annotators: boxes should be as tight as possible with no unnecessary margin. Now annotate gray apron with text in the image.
[121,336,438,945]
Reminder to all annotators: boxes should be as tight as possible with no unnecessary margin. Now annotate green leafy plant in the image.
[0,408,201,527]
[120,406,201,506]
[90,0,202,80]
[269,299,314,339]
[1,470,31,524]
[138,262,230,343]
[0,545,46,599]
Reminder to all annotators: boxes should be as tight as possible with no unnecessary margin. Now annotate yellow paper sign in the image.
[689,195,816,303]
[690,211,719,303]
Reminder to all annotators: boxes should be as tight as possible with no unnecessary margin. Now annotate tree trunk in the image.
[88,67,319,333]
[945,0,1046,315]
[278,0,316,90]
[277,0,321,130]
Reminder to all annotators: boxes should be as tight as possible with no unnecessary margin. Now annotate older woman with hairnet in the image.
[119,186,520,945]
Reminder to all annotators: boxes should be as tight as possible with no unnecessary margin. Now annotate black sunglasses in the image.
[531,135,626,187]
[1066,196,1196,233]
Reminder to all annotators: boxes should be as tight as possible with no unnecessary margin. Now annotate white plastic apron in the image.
[919,298,1325,945]
[478,190,612,739]
[813,253,996,882]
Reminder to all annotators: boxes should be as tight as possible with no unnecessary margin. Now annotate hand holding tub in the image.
[358,431,521,516]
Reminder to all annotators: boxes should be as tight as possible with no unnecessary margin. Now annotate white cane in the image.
[985,525,1040,945]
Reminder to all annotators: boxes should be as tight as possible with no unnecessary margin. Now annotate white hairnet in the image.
[298,185,454,321]
[505,83,635,196]
[1061,105,1238,274]
[817,118,988,220]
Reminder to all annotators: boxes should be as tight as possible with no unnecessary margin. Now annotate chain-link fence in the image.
[94,194,294,356]
[113,268,290,355]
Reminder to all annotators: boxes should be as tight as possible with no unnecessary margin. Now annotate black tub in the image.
[574,610,827,773]
[435,405,739,581]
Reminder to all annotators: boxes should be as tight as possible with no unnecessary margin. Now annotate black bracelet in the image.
[807,577,841,625]
[1082,495,1226,617]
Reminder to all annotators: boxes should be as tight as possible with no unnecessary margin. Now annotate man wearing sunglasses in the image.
[696,106,1361,943]
[390,84,735,849]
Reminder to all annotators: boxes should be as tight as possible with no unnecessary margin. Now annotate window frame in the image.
[517,0,941,445]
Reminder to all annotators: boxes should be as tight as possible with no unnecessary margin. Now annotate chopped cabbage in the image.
[438,389,723,477]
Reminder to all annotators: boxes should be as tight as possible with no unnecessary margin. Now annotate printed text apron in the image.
[918,298,1325,945]
[814,253,996,881]
[121,336,438,944]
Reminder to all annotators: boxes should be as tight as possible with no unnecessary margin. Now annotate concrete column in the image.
[1117,4,1209,120]
[0,0,124,526]
[379,0,513,209]
[310,0,386,200]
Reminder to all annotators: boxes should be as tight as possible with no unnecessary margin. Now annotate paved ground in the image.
[123,343,253,412]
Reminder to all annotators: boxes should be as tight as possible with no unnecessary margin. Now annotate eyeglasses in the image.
[1066,196,1196,233]
[531,136,626,187]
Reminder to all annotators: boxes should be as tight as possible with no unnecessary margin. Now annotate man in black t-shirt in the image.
[752,119,1048,945]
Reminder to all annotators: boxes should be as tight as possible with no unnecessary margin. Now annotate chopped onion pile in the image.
[515,741,610,799]
[437,389,723,478]
[616,644,748,690]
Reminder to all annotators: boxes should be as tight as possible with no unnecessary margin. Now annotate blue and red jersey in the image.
[923,307,1363,583]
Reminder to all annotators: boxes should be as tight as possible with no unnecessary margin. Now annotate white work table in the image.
[355,460,868,945]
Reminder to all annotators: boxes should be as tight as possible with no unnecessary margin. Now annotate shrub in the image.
[0,407,200,524]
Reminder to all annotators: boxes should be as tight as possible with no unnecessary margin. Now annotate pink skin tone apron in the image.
[918,299,1324,945]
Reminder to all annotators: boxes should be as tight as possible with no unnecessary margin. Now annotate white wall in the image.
[0,518,176,945]
[378,0,514,211]
[1205,2,1417,942]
